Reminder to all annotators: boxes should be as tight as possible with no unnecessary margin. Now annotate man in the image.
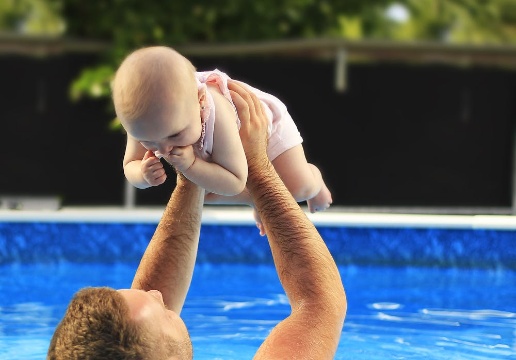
[47,81,347,359]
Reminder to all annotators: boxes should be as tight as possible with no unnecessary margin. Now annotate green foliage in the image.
[55,0,394,59]
[2,1,514,132]
[0,0,28,30]
[55,0,398,113]
[28,0,515,122]
[399,0,516,44]
[70,65,114,100]
[0,0,64,35]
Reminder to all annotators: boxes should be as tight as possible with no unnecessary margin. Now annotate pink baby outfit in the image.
[195,69,303,162]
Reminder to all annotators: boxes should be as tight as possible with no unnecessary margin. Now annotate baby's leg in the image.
[272,145,332,213]
[305,166,332,213]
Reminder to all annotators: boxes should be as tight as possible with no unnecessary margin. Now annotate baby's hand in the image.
[141,150,167,186]
[164,145,196,173]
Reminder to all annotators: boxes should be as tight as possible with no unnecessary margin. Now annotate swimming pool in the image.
[1,207,515,359]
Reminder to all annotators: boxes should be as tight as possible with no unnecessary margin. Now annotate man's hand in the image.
[141,150,167,186]
[228,80,269,167]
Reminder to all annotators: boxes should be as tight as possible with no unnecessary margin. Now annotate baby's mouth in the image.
[154,151,174,165]
[154,150,167,159]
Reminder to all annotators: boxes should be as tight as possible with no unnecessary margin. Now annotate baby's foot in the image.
[307,183,333,213]
[253,208,266,236]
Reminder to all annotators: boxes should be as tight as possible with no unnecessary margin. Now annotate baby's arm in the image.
[179,87,248,196]
[123,136,167,189]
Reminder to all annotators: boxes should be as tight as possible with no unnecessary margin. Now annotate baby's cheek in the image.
[139,142,156,152]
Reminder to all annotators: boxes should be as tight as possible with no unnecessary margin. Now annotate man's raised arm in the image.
[131,172,205,314]
[229,80,347,359]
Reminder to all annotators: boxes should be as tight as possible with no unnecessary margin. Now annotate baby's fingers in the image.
[142,150,157,161]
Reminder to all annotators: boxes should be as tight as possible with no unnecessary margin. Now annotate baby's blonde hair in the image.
[112,46,197,124]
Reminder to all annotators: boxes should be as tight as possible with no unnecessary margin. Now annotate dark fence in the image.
[1,52,515,209]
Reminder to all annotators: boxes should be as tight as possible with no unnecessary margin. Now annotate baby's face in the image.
[126,97,203,157]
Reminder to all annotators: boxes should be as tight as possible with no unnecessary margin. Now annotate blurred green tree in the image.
[389,0,516,44]
[0,0,64,35]
[3,0,514,116]
[55,0,399,110]
[50,0,515,104]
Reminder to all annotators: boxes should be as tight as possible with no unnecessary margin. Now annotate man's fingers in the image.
[228,80,256,116]
[228,82,252,114]
[228,80,265,122]
[229,89,250,122]
[228,80,250,100]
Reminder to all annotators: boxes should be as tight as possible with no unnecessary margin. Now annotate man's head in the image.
[47,287,192,360]
[112,46,205,157]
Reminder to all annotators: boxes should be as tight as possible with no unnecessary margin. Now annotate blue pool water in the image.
[0,211,515,359]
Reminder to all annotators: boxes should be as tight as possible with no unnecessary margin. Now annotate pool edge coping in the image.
[1,207,516,230]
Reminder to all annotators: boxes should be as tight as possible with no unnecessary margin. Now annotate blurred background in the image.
[1,0,516,212]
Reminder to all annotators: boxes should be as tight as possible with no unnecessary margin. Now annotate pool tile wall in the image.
[0,222,514,269]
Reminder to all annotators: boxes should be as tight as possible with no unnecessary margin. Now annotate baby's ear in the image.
[197,83,207,103]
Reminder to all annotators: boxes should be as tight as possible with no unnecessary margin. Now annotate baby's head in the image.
[112,46,205,150]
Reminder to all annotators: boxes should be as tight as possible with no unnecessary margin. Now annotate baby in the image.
[112,46,332,233]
